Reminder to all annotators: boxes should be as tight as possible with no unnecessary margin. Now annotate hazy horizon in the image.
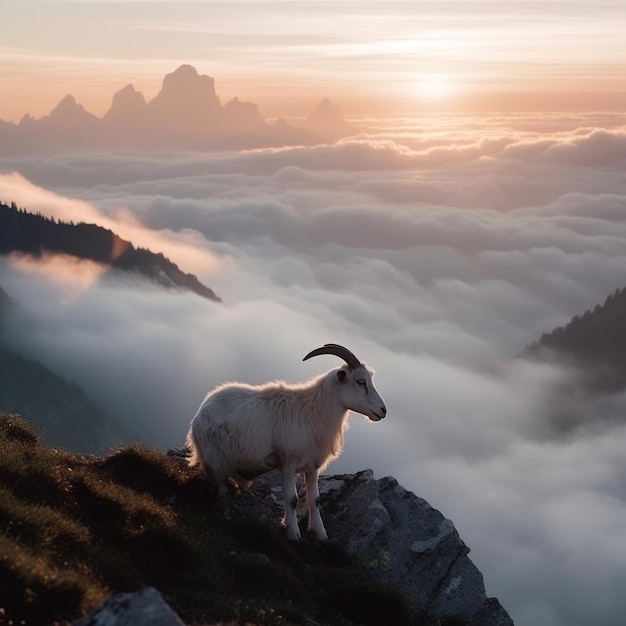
[3,1,626,122]
[2,67,626,125]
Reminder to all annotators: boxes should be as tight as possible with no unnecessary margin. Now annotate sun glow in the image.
[416,74,455,99]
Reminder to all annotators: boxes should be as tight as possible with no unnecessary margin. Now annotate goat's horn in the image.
[302,343,362,370]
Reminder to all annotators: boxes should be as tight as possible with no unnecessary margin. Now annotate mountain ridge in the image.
[0,64,359,154]
[0,286,137,453]
[522,285,626,391]
[0,200,220,302]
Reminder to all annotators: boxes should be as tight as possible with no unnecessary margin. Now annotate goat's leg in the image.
[281,464,301,541]
[304,468,327,540]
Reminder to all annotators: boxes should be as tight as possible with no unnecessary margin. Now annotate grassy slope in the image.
[0,413,418,626]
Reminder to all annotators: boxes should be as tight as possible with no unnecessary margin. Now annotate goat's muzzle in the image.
[370,406,387,421]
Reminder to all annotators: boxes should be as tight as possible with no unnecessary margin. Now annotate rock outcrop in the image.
[325,471,510,624]
[219,469,513,625]
[73,463,513,625]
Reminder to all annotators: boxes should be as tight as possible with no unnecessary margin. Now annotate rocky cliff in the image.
[0,413,513,625]
[217,469,513,626]
[76,461,514,625]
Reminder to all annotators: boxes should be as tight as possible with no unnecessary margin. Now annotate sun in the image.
[416,74,454,99]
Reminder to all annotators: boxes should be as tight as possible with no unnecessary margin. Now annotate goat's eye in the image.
[357,379,366,387]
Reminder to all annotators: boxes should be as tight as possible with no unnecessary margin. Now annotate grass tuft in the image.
[102,442,186,499]
[0,413,40,445]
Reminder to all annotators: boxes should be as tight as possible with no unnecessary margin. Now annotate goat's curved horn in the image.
[302,343,362,370]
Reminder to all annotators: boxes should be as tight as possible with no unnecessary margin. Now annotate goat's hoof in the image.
[313,532,328,541]
[308,525,328,541]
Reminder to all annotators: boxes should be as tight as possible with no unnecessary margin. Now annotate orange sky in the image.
[2,1,626,122]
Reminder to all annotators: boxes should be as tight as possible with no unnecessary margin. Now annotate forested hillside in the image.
[0,201,220,301]
[525,286,626,390]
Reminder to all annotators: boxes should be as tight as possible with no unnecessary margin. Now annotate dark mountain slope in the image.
[524,286,626,391]
[0,347,136,453]
[0,286,137,452]
[0,201,220,302]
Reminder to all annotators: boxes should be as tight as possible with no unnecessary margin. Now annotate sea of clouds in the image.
[1,112,626,626]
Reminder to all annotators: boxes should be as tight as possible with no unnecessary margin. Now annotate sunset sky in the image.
[2,0,626,122]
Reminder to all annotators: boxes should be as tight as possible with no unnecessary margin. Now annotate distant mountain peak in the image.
[48,94,99,127]
[50,94,80,116]
[301,97,358,142]
[308,98,346,123]
[104,83,147,124]
[0,64,359,153]
[116,83,143,100]
[223,97,266,130]
[18,113,36,127]
[169,63,200,79]
[152,64,221,114]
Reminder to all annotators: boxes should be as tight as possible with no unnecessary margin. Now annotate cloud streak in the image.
[1,112,626,626]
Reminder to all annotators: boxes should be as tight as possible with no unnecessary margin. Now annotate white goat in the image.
[186,343,387,540]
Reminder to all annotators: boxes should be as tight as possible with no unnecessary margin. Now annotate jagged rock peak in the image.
[301,97,357,142]
[47,95,99,128]
[223,97,267,130]
[307,97,347,124]
[50,95,81,116]
[111,83,145,106]
[104,83,147,122]
[18,113,36,127]
[152,64,221,111]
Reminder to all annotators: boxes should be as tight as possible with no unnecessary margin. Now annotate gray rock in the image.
[72,586,184,626]
[319,470,513,625]
[219,468,513,625]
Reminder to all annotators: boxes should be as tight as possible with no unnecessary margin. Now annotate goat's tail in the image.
[185,425,201,468]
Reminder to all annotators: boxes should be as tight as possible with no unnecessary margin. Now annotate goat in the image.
[186,343,387,540]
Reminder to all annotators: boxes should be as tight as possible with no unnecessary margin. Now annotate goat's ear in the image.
[336,370,347,384]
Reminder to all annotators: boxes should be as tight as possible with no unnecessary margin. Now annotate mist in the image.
[1,112,626,626]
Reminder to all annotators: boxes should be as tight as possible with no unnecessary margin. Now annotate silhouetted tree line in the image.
[0,201,220,301]
[526,286,626,389]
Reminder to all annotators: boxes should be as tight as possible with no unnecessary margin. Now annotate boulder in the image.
[72,586,184,626]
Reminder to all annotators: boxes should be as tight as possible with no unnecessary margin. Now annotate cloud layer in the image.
[1,112,626,626]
